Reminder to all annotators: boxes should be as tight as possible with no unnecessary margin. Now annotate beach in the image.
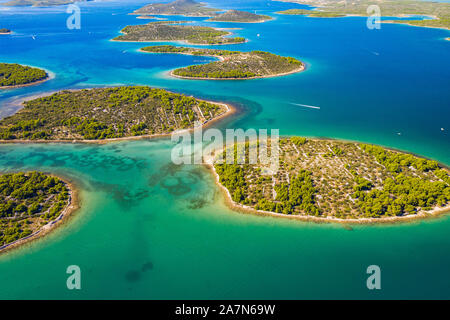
[0,176,80,255]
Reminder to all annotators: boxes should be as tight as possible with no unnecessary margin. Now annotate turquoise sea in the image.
[0,0,449,299]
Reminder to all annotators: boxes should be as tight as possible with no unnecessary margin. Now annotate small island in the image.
[1,0,91,7]
[0,63,48,89]
[208,10,273,23]
[212,137,450,222]
[133,0,220,17]
[0,86,229,141]
[0,172,76,252]
[277,0,450,30]
[278,9,344,18]
[0,28,11,34]
[141,45,304,79]
[112,21,246,45]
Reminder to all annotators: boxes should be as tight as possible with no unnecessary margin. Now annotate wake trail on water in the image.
[290,103,321,110]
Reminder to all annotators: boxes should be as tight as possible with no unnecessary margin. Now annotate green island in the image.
[277,0,450,30]
[141,45,304,79]
[213,137,450,220]
[113,21,246,45]
[0,172,72,250]
[278,8,345,18]
[133,0,220,17]
[208,10,273,23]
[0,28,11,34]
[1,0,91,7]
[0,86,228,141]
[0,63,48,88]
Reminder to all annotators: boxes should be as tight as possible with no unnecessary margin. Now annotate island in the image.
[211,137,450,222]
[1,0,92,7]
[277,0,450,30]
[141,45,304,79]
[112,21,246,45]
[0,28,11,34]
[0,172,76,252]
[0,63,48,89]
[133,0,220,17]
[0,86,229,141]
[208,10,273,23]
[278,9,344,18]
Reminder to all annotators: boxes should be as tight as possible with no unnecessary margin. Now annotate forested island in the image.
[133,0,220,17]
[277,0,450,30]
[213,137,450,221]
[1,0,91,7]
[0,172,73,251]
[278,8,344,18]
[0,28,11,34]
[141,45,304,79]
[0,86,228,141]
[208,10,273,23]
[0,63,48,88]
[113,21,246,45]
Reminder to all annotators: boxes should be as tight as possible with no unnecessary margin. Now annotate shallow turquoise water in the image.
[0,0,449,299]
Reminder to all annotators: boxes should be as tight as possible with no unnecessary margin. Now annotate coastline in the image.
[381,19,450,31]
[0,75,50,90]
[111,37,247,46]
[139,49,306,80]
[277,9,450,31]
[206,163,450,225]
[204,137,450,225]
[0,87,237,144]
[0,175,81,255]
[111,29,247,46]
[207,17,274,23]
[170,65,305,81]
[129,12,218,18]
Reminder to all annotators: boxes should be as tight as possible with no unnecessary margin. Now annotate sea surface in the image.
[0,0,449,299]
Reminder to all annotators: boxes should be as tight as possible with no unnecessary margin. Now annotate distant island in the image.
[133,0,220,17]
[276,0,450,30]
[0,28,11,34]
[141,45,304,79]
[0,63,48,88]
[278,8,344,18]
[212,137,450,222]
[0,86,229,141]
[1,0,92,7]
[208,10,273,23]
[112,21,246,45]
[0,172,77,252]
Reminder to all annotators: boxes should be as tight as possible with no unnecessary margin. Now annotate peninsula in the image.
[0,171,76,252]
[141,45,304,79]
[133,0,220,17]
[277,0,450,30]
[113,21,246,45]
[0,86,229,141]
[0,63,48,88]
[208,10,273,23]
[212,137,450,222]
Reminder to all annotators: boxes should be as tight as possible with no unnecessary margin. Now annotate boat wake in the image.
[290,103,320,110]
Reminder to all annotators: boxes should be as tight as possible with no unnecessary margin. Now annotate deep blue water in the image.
[1,0,449,161]
[0,0,449,299]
